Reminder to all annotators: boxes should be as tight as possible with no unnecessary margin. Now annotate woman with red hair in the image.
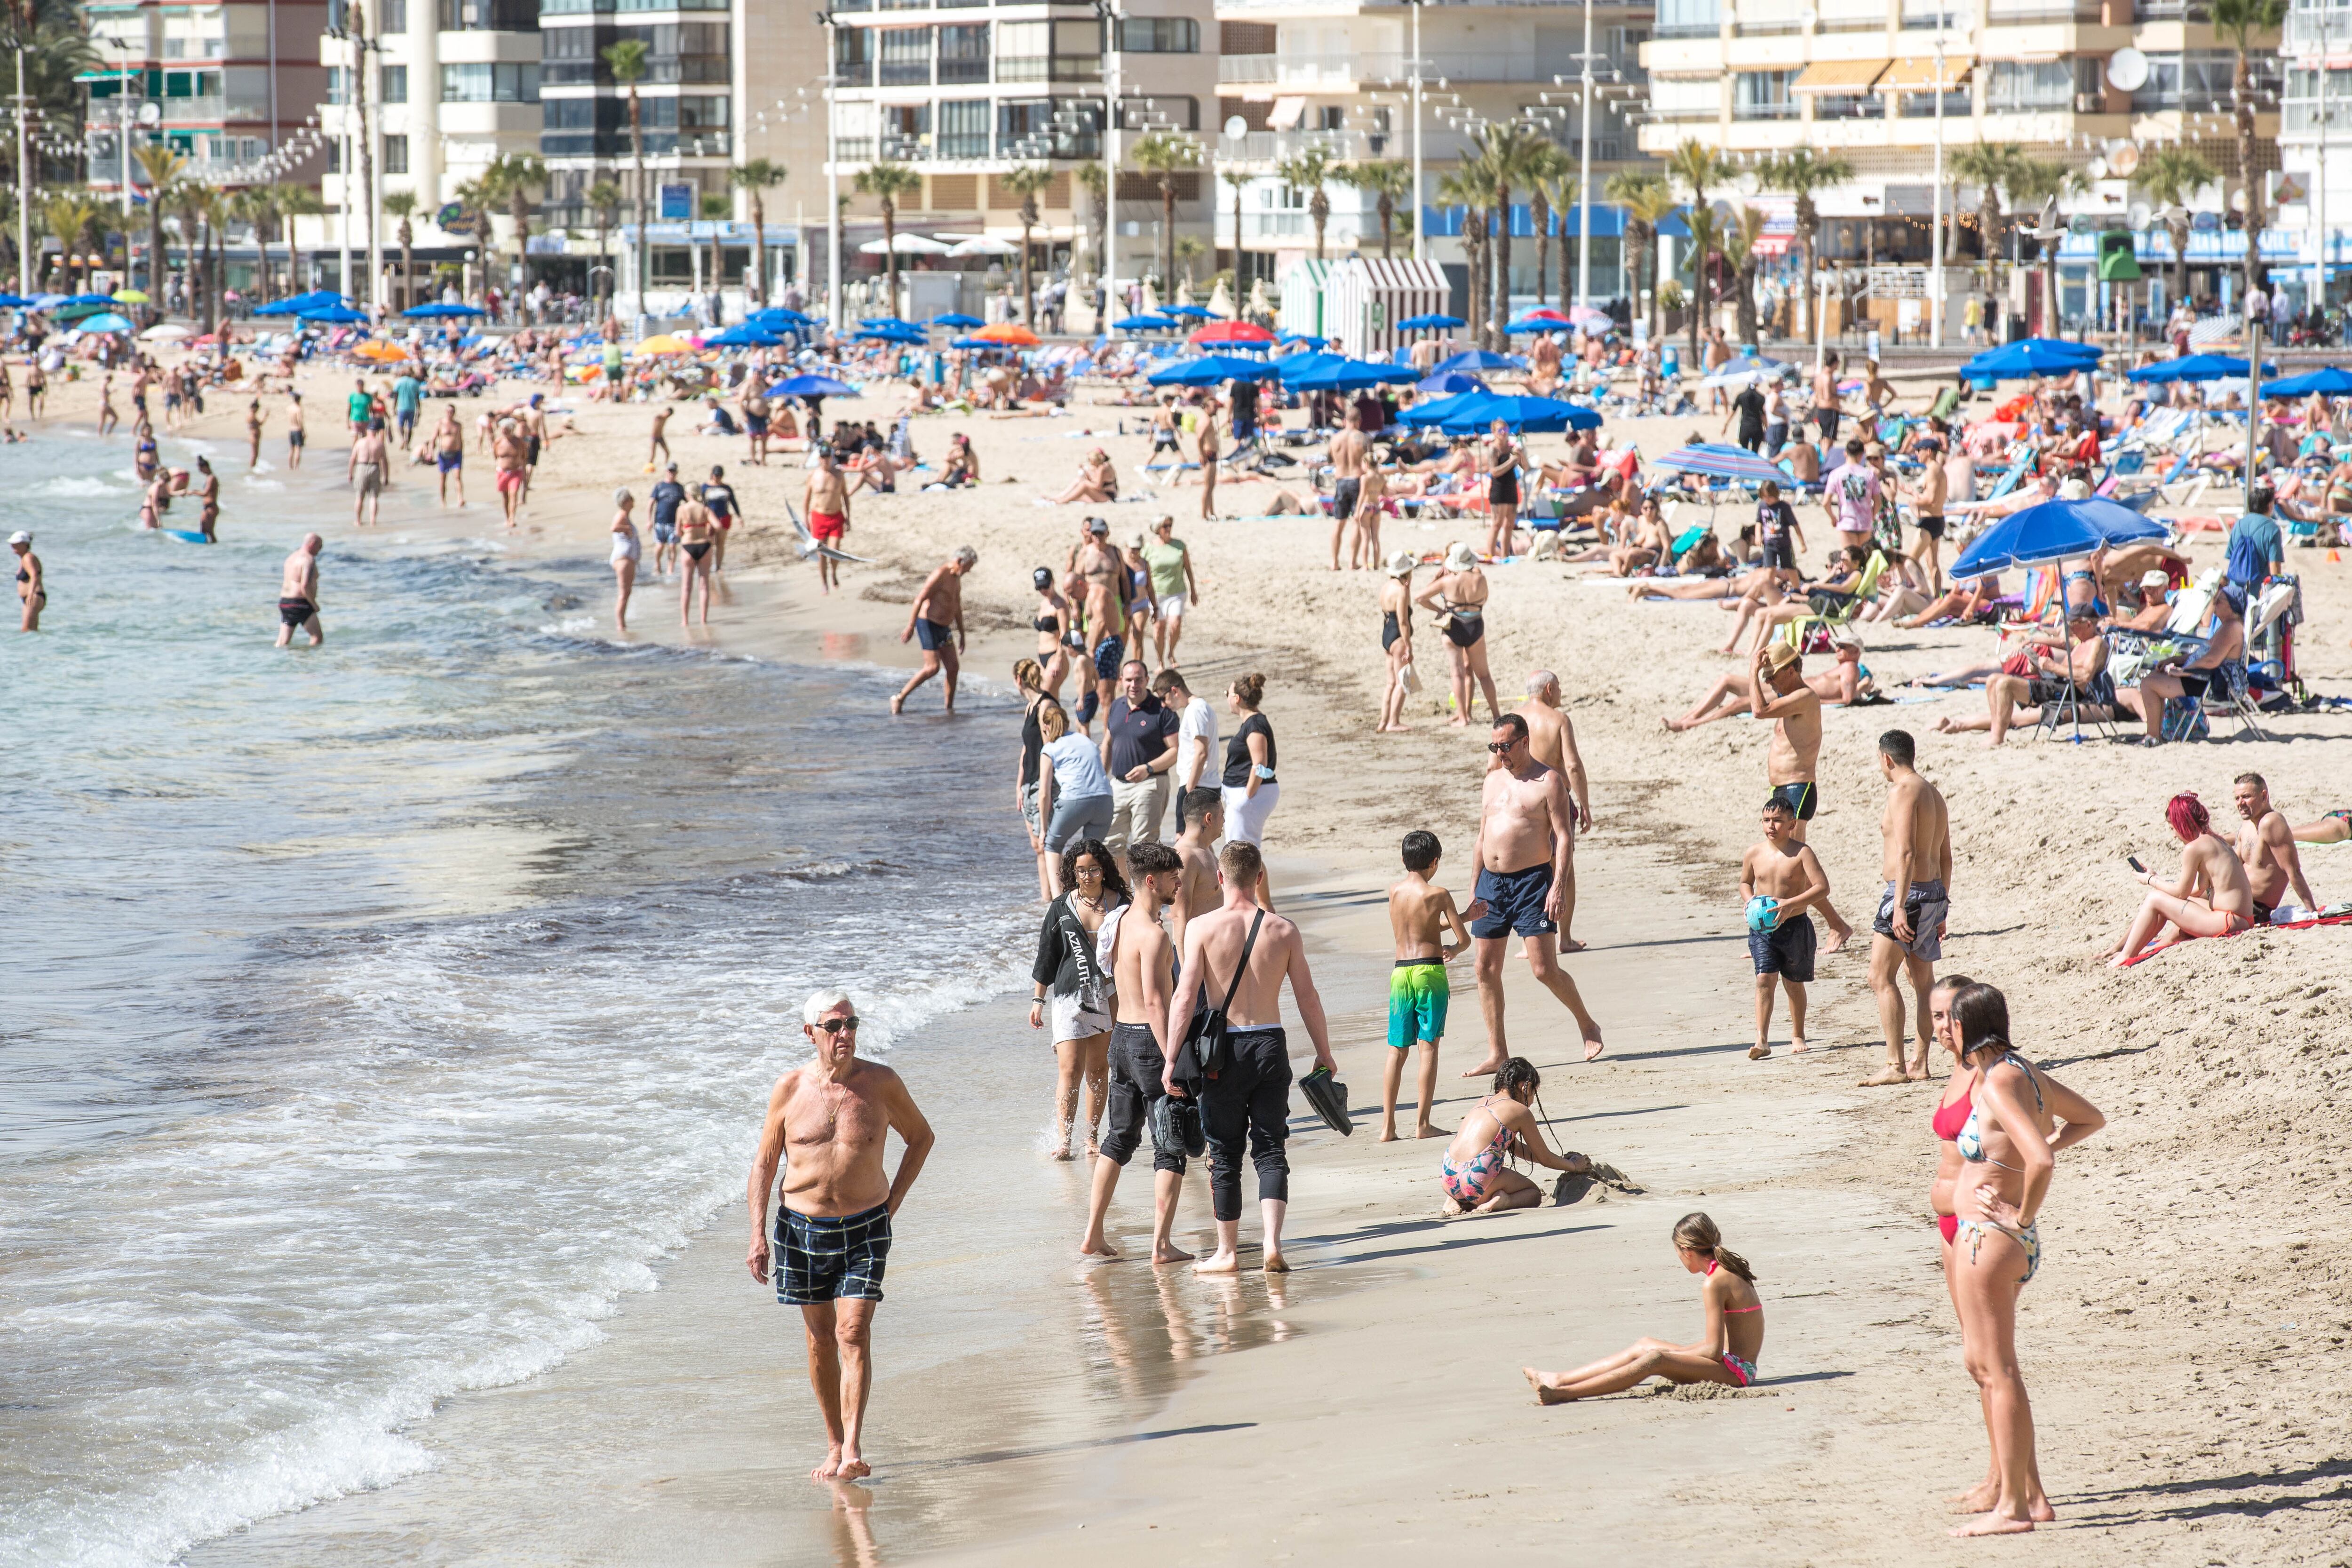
[2104,793,2259,965]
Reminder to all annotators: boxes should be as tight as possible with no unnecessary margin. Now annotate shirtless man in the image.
[1081,842,1191,1263]
[351,423,388,527]
[1195,398,1221,522]
[1067,518,1126,727]
[1740,795,1831,1059]
[744,991,935,1482]
[1328,408,1371,571]
[275,534,324,648]
[1465,713,1605,1072]
[1519,671,1593,948]
[890,546,976,715]
[647,402,673,468]
[492,419,528,528]
[432,404,465,507]
[805,445,850,594]
[1811,349,1843,446]
[1901,439,1948,595]
[1169,786,1224,957]
[1669,641,1870,729]
[193,456,221,543]
[2232,772,2319,920]
[285,392,306,471]
[1750,642,1855,950]
[1862,730,1951,1086]
[1163,840,1335,1275]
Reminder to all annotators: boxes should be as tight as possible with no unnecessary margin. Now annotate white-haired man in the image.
[746,991,935,1480]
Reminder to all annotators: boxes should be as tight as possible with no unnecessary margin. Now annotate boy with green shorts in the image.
[1383,830,1483,1141]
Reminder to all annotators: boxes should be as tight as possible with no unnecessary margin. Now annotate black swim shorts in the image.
[1747,913,1816,983]
[1092,634,1124,680]
[277,597,315,627]
[1769,781,1818,821]
[776,1203,892,1305]
[1332,478,1361,518]
[1470,861,1557,939]
[916,617,953,652]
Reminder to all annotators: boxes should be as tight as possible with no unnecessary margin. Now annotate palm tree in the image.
[41,191,96,292]
[2133,144,2219,312]
[602,38,652,319]
[276,183,326,295]
[2212,0,2285,298]
[729,158,786,306]
[587,181,623,311]
[1519,145,1569,314]
[699,192,730,299]
[1175,233,1207,289]
[1726,205,1768,344]
[1469,124,1550,342]
[1437,165,1495,348]
[1667,139,1731,215]
[1337,160,1412,261]
[231,186,279,302]
[1274,144,1336,261]
[485,151,546,293]
[1678,200,1725,356]
[132,143,187,299]
[1605,171,1676,343]
[1950,143,2023,280]
[1129,131,1201,293]
[1220,167,1252,280]
[177,185,220,333]
[452,176,499,298]
[1753,148,1855,335]
[2007,157,2090,335]
[998,164,1056,323]
[1077,162,1108,300]
[2,2,96,284]
[383,190,418,312]
[854,160,922,312]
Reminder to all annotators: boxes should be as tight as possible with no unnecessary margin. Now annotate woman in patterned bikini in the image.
[1438,1057,1587,1215]
[1523,1213,1764,1402]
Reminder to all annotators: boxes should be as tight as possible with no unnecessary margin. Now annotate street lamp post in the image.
[2315,70,2328,320]
[1575,0,1594,311]
[1098,0,1123,321]
[817,11,842,334]
[1929,16,1947,348]
[1409,0,1424,264]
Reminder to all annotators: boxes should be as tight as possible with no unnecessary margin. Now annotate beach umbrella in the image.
[403,301,485,318]
[949,336,996,350]
[1951,496,2170,581]
[1116,314,1177,332]
[0,291,30,307]
[858,234,952,255]
[2261,366,2352,399]
[1284,356,1419,391]
[1163,303,1214,319]
[77,311,135,334]
[1701,354,1791,388]
[1569,305,1613,331]
[64,292,116,306]
[1271,350,1344,382]
[856,325,927,345]
[1408,391,1601,433]
[112,288,151,304]
[1146,353,1282,386]
[1653,442,1790,485]
[768,373,858,398]
[30,293,66,309]
[859,316,920,330]
[929,311,985,328]
[944,236,1018,258]
[1416,371,1490,395]
[705,322,784,347]
[300,304,369,324]
[1964,339,2104,380]
[1189,319,1274,347]
[633,333,697,356]
[1504,308,1571,334]
[973,322,1040,346]
[353,340,413,362]
[1432,349,1526,375]
[1399,312,1466,331]
[749,307,813,329]
[1277,331,1326,347]
[139,322,191,340]
[2125,352,2276,384]
[256,291,338,315]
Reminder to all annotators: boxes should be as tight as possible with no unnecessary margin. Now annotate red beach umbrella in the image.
[1189,320,1274,346]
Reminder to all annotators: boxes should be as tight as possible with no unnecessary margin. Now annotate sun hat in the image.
[1444,541,1478,570]
[1386,549,1416,577]
[1761,640,1802,674]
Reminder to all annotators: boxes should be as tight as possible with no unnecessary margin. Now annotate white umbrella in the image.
[139,322,191,340]
[859,234,952,255]
[946,235,1018,258]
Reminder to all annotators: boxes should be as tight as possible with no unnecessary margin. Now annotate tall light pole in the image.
[1574,0,1595,309]
[2315,70,2329,320]
[1098,0,1123,320]
[817,11,841,333]
[14,46,28,295]
[1929,14,1947,347]
[1409,0,1425,264]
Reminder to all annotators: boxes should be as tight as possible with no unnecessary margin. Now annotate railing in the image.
[1217,49,1584,85]
[878,60,931,84]
[996,54,1100,82]
[157,95,229,122]
[1652,21,1724,36]
[2135,0,2211,17]
[1251,211,1310,238]
[1813,93,1886,118]
[1733,101,1798,118]
[1984,0,2102,22]
[2286,11,2352,53]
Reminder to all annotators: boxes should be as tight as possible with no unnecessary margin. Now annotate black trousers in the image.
[1201,1027,1292,1221]
[1101,1023,1184,1174]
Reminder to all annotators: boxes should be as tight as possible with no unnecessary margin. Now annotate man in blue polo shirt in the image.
[648,462,686,578]
[2225,483,2283,594]
[1099,658,1180,852]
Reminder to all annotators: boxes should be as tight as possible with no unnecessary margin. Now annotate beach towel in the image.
[2117,908,2352,966]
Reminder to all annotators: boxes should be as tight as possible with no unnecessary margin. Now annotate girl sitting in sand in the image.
[1439,1058,1589,1215]
[1523,1213,1764,1402]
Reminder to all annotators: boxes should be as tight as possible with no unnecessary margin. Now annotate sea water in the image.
[0,431,1037,1566]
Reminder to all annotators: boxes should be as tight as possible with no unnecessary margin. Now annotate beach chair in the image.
[2196,659,2269,741]
[1981,448,2035,503]
[2033,668,2120,744]
[1776,551,1887,650]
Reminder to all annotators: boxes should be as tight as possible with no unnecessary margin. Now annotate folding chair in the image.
[2197,660,2269,741]
[1776,551,1888,649]
[2033,669,2120,743]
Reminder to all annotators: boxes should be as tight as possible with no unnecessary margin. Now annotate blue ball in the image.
[1745,896,1781,933]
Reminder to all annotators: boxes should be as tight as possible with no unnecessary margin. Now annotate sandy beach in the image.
[25,352,2352,1564]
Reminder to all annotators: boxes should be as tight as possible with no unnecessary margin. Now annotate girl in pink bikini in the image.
[1522,1213,1764,1402]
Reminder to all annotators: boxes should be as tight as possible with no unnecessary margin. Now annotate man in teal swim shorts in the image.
[1384,830,1481,1140]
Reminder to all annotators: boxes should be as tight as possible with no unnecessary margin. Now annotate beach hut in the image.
[1324,258,1450,361]
[1277,258,1332,342]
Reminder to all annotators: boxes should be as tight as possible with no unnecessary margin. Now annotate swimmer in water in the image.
[276,534,324,648]
[194,456,221,543]
[12,529,44,631]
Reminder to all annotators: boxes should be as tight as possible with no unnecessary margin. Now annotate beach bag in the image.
[2161,697,2210,742]
[1173,910,1263,1089]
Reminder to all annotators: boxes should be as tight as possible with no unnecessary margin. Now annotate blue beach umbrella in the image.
[1951,496,2169,580]
[1277,331,1326,347]
[1408,391,1600,433]
[1271,350,1344,383]
[928,311,985,328]
[1701,354,1791,387]
[403,301,486,319]
[1285,357,1420,391]
[704,323,784,347]
[0,291,29,307]
[768,373,858,399]
[2262,366,2352,398]
[856,325,926,344]
[1653,443,1790,485]
[1146,353,1282,386]
[1399,312,1466,331]
[256,290,339,317]
[77,311,135,334]
[300,304,370,324]
[859,316,920,332]
[749,306,813,326]
[2126,353,2277,384]
[64,291,117,307]
[1964,339,2103,380]
[1117,314,1177,331]
[1161,303,1214,319]
[1432,349,1526,376]
[1415,371,1489,395]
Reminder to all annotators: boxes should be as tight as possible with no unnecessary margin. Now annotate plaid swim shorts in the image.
[776,1203,893,1305]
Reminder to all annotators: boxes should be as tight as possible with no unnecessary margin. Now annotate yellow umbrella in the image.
[113,288,151,303]
[633,334,695,356]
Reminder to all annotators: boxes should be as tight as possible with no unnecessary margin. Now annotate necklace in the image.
[1072,888,1103,913]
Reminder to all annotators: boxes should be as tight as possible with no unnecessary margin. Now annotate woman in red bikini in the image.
[1522,1213,1763,1403]
[2104,792,2258,965]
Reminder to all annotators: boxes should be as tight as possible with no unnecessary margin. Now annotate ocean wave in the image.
[32,476,127,497]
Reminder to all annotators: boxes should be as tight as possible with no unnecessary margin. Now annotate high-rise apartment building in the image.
[2282,0,2348,310]
[84,0,332,191]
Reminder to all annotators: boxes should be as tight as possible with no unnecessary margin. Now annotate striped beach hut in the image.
[1278,258,1333,342]
[1326,258,1450,361]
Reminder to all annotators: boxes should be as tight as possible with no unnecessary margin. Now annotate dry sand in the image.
[51,353,2352,1563]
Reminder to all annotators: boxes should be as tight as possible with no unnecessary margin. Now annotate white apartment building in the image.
[2281,0,2352,311]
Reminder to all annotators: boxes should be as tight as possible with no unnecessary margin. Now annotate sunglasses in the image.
[1487,739,1518,753]
[814,1017,861,1035]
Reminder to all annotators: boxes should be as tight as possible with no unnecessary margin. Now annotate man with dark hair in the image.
[1171,786,1224,955]
[1863,729,1951,1086]
[1748,641,1855,949]
[2225,484,2283,593]
[1464,714,1605,1070]
[1164,839,1335,1275]
[1741,796,1830,1060]
[1081,842,1190,1262]
[2231,772,2318,921]
[1154,667,1217,833]
[1100,658,1179,850]
[1384,829,1478,1139]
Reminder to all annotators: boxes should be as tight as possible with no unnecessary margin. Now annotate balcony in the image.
[1983,0,2103,22]
[2286,11,2352,54]
[1734,101,1798,119]
[996,53,1099,81]
[1217,50,1570,87]
[2135,0,2210,17]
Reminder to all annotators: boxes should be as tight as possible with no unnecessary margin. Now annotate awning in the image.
[1267,96,1307,131]
[1878,55,1973,92]
[1792,58,1890,95]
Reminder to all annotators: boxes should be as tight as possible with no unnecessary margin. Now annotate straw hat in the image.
[1761,640,1801,674]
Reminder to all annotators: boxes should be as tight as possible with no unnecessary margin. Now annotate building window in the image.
[1316,105,1343,131]
[878,26,932,86]
[381,64,408,103]
[382,0,407,28]
[1117,16,1198,52]
[325,65,346,104]
[1986,61,2072,112]
[440,62,541,101]
[997,17,1101,81]
[1650,74,1718,119]
[938,97,989,157]
[327,140,341,172]
[1655,0,1720,38]
[938,23,989,83]
[542,24,596,84]
[834,25,874,86]
[997,96,1100,159]
[1735,69,1796,118]
[2131,50,2269,112]
[437,0,539,30]
[383,134,410,173]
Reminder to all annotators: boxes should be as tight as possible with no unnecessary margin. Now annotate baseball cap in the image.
[8,530,28,544]
[2140,568,2169,589]
[1087,517,1109,534]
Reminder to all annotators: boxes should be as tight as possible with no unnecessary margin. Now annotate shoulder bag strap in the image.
[1220,911,1265,1016]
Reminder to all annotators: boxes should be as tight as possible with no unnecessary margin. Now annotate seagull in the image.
[786,500,871,565]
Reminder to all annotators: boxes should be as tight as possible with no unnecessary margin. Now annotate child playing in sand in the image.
[1383,830,1481,1141]
[1740,796,1831,1059]
[1524,1212,1764,1402]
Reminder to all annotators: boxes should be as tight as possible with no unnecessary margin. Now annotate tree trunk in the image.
[1491,183,1513,349]
[1377,194,1393,260]
[882,198,898,312]
[1018,212,1035,324]
[1311,191,1328,263]
[1161,181,1176,294]
[1532,192,1550,317]
[1736,262,1758,343]
[629,88,647,321]
[2170,216,2189,316]
[750,193,768,307]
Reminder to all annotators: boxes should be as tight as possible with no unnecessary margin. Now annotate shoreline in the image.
[19,355,2352,1562]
